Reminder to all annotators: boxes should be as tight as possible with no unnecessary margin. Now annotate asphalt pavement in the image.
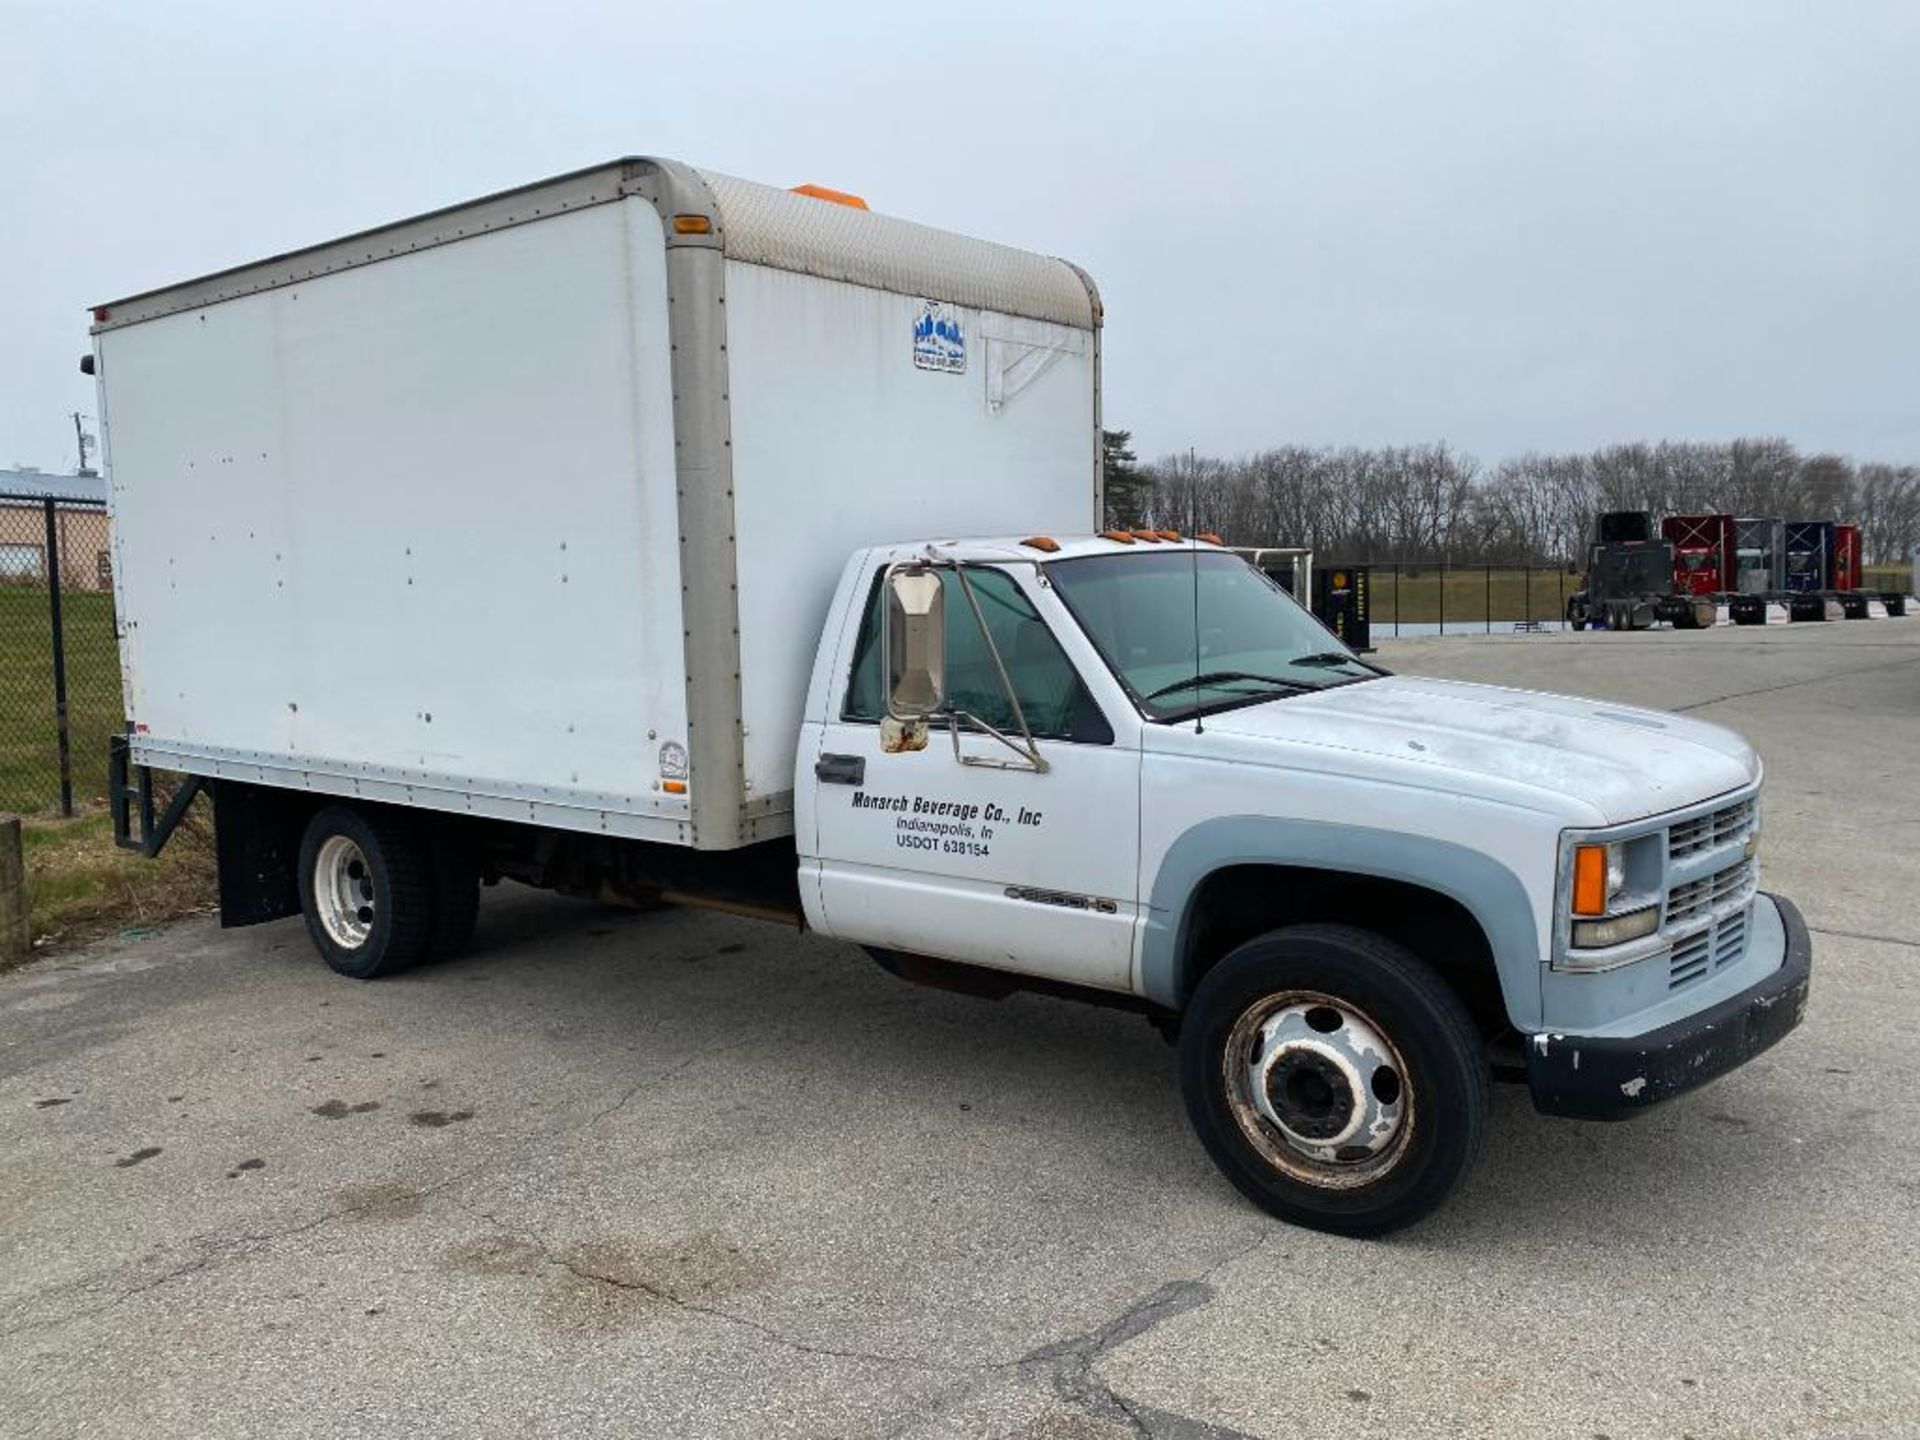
[3,620,1916,1439]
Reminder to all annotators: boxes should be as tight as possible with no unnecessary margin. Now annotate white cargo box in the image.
[93,158,1102,849]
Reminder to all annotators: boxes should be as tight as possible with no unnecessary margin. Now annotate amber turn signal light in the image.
[1571,844,1609,916]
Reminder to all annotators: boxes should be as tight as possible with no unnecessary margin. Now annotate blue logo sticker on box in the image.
[913,301,966,374]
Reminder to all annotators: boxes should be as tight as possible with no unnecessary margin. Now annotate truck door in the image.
[807,565,1139,992]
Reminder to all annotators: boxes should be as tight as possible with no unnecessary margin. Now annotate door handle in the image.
[815,753,866,786]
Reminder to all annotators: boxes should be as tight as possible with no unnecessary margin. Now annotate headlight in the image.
[1565,833,1662,955]
[1571,907,1659,948]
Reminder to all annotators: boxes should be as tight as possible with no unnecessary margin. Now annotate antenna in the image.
[1189,446,1202,735]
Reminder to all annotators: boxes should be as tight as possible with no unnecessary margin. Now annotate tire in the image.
[1179,924,1489,1237]
[297,805,435,979]
[424,827,481,962]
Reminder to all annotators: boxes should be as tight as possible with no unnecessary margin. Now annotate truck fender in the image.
[1140,816,1543,1030]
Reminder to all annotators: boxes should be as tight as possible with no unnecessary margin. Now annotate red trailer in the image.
[1661,514,1738,596]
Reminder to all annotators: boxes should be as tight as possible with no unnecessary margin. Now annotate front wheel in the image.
[1179,924,1489,1236]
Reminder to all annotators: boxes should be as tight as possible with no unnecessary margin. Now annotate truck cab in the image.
[799,535,1812,1234]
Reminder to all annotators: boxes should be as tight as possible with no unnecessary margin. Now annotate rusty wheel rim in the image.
[1221,990,1414,1191]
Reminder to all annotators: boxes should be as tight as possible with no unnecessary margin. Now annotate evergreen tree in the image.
[1102,429,1152,530]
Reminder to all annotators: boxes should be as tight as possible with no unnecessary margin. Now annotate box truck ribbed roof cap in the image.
[90,157,1100,333]
[695,169,1097,330]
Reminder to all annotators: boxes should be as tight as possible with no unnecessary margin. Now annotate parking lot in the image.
[3,621,1916,1439]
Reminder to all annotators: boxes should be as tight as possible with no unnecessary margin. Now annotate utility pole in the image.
[72,412,96,475]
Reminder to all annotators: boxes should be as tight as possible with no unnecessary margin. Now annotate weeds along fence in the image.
[0,491,123,817]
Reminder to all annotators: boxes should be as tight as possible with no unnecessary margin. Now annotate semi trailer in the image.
[91,158,1811,1236]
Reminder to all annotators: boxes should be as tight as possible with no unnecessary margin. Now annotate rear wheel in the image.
[1179,924,1489,1236]
[298,806,434,979]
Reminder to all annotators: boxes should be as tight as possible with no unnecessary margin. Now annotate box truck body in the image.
[94,160,1101,852]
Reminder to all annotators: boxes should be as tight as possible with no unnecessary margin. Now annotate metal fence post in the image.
[1485,564,1492,634]
[1525,565,1532,628]
[1393,563,1400,638]
[42,498,74,817]
[1438,565,1446,635]
[1558,567,1566,630]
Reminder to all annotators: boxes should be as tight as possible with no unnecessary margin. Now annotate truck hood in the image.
[1186,675,1757,825]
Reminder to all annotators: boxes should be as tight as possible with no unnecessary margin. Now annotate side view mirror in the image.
[885,566,946,720]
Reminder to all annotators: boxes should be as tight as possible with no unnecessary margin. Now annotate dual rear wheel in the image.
[297,805,480,979]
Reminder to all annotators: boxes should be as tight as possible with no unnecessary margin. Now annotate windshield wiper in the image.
[1289,651,1387,675]
[1144,670,1307,702]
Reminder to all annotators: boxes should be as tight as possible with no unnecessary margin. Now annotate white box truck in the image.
[90,159,1811,1234]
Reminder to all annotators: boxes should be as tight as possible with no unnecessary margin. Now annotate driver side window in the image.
[842,568,1113,745]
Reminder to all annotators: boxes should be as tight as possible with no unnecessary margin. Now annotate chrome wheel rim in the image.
[1222,991,1413,1189]
[314,835,376,950]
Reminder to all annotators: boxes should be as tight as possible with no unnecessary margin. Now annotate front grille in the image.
[1663,790,1760,989]
[1667,858,1756,928]
[1669,797,1756,860]
[1669,930,1713,988]
[1668,907,1751,990]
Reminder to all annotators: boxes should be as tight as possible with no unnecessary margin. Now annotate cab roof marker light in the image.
[1130,530,1164,543]
[1099,530,1136,544]
[1020,536,1061,553]
[1197,533,1224,545]
[1157,530,1183,541]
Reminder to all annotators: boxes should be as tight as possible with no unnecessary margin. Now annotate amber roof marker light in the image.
[1020,536,1061,553]
[790,184,870,210]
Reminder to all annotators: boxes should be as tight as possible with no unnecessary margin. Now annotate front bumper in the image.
[1526,892,1812,1120]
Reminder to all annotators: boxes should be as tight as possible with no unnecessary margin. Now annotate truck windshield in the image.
[1048,550,1382,721]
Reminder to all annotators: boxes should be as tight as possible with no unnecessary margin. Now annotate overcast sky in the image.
[5,0,1916,473]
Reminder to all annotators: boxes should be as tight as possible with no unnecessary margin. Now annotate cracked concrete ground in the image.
[3,621,1917,1439]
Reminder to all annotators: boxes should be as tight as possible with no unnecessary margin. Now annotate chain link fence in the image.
[1348,559,1914,638]
[2,489,216,950]
[1333,562,1584,637]
[1,492,123,816]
